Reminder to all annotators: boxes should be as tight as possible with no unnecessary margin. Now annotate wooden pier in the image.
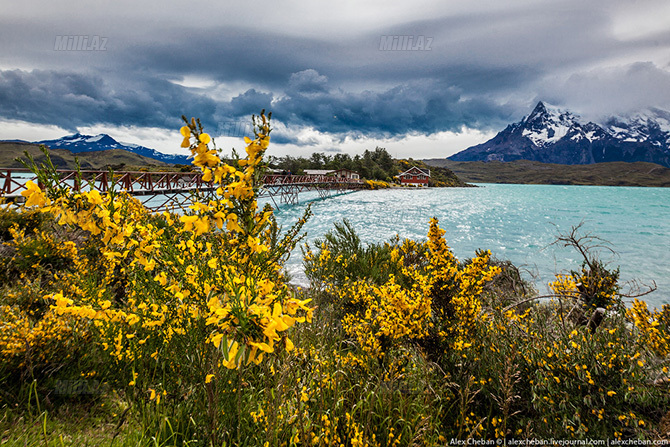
[0,168,365,211]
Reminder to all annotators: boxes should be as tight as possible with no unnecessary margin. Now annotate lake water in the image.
[265,184,670,309]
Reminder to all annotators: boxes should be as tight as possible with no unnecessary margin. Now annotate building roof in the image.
[398,166,430,177]
[304,169,334,176]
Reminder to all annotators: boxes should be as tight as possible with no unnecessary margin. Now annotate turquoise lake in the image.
[264,183,670,309]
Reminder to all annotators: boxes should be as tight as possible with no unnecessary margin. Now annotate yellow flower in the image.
[211,333,224,348]
[179,215,198,232]
[193,216,210,236]
[194,150,220,168]
[22,180,49,207]
[205,374,215,384]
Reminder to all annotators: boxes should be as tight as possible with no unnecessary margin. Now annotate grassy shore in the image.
[424,159,670,187]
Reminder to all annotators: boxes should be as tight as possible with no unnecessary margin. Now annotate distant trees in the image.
[268,147,398,182]
[267,147,467,187]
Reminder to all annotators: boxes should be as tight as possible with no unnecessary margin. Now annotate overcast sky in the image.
[1,0,670,158]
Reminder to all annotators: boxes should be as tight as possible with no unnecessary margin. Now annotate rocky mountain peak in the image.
[449,102,670,167]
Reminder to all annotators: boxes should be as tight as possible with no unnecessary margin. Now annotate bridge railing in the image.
[0,168,217,199]
[1,169,36,196]
[1,169,365,207]
[261,174,364,186]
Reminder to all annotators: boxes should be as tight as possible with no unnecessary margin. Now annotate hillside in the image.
[424,158,670,187]
[0,142,168,170]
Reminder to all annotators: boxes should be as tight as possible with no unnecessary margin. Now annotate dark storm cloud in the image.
[1,0,669,143]
[0,69,218,131]
[0,66,514,141]
[272,74,513,137]
[287,70,329,94]
[228,89,274,116]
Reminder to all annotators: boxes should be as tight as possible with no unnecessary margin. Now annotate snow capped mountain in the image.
[521,102,579,146]
[604,108,670,148]
[36,133,191,165]
[449,102,670,167]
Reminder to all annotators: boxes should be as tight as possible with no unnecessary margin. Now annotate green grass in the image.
[0,391,143,447]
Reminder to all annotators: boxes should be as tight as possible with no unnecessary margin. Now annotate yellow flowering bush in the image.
[549,225,623,314]
[340,273,432,356]
[548,264,620,311]
[364,179,390,189]
[14,111,313,444]
[308,217,499,360]
[0,206,94,394]
[425,217,500,351]
[629,299,670,357]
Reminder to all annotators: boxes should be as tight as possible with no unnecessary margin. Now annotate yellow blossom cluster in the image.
[426,217,500,350]
[312,217,499,359]
[0,223,85,370]
[339,273,432,356]
[548,274,580,299]
[629,298,670,357]
[364,179,390,190]
[0,304,78,367]
[549,262,620,311]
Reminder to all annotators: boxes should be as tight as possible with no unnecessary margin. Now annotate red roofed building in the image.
[398,166,430,187]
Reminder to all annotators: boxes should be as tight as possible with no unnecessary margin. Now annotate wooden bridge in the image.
[0,168,365,211]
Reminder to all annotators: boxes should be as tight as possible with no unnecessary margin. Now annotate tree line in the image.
[268,147,468,187]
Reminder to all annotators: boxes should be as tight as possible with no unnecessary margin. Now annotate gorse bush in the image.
[303,219,402,292]
[306,218,500,360]
[0,205,48,242]
[0,205,94,402]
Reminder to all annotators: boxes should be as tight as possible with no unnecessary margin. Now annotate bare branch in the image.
[620,279,658,299]
[500,294,579,312]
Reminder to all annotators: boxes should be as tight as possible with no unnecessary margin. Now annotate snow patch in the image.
[85,134,105,143]
[584,131,600,142]
[523,122,570,146]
